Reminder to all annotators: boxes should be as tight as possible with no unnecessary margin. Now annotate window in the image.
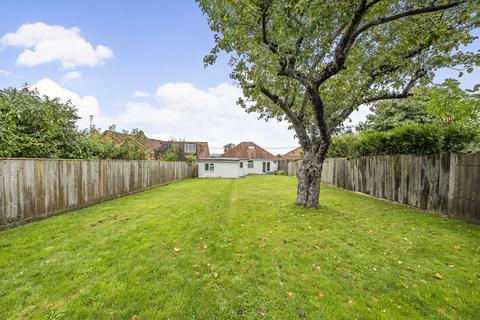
[267,162,270,171]
[184,143,196,154]
[248,160,254,168]
[209,163,214,171]
[204,163,209,171]
[248,145,255,150]
[240,162,243,168]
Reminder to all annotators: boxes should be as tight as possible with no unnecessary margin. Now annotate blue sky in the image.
[0,1,478,154]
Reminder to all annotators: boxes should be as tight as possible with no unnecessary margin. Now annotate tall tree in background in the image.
[198,0,479,208]
[223,143,236,153]
[357,88,435,132]
[0,85,80,158]
[358,79,479,131]
[427,79,480,125]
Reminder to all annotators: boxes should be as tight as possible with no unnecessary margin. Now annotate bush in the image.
[275,169,286,175]
[443,123,480,153]
[328,123,479,158]
[388,124,443,155]
[356,131,391,156]
[327,134,359,158]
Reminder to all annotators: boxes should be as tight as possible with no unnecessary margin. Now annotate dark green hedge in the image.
[327,123,480,158]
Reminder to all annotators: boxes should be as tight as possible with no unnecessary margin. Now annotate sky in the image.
[0,1,478,155]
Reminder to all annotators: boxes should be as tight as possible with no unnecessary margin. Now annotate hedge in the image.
[327,123,480,158]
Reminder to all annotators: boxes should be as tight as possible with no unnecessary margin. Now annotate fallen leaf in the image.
[347,299,353,305]
[435,273,443,279]
[454,245,461,250]
[288,291,294,297]
[296,309,306,318]
[213,272,219,278]
[318,291,326,298]
[257,308,266,317]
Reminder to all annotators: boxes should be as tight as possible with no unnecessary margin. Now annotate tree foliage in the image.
[198,0,479,207]
[223,143,236,152]
[0,86,151,160]
[0,85,80,158]
[427,78,480,124]
[358,79,480,131]
[328,123,480,158]
[357,88,435,131]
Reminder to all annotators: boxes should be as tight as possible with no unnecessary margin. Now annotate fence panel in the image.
[0,159,196,228]
[285,153,479,224]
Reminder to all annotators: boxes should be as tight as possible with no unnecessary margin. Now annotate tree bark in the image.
[295,144,327,208]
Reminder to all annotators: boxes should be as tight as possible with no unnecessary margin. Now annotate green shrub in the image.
[443,123,480,153]
[327,134,358,158]
[275,169,286,175]
[356,131,391,156]
[328,123,479,158]
[389,124,443,155]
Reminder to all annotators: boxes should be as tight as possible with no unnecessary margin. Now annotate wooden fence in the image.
[0,159,196,229]
[285,153,480,224]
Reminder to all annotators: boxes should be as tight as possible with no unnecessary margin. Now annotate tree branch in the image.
[362,69,427,104]
[315,0,369,85]
[330,68,427,128]
[353,1,465,39]
[260,5,278,54]
[315,0,463,87]
[257,85,311,145]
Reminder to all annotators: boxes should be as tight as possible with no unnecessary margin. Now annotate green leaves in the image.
[198,0,479,129]
[0,86,150,160]
[0,86,80,158]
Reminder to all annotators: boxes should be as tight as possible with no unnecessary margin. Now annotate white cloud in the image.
[117,82,298,153]
[1,22,113,68]
[347,105,372,129]
[63,71,82,81]
[0,69,13,77]
[133,90,150,98]
[33,78,100,128]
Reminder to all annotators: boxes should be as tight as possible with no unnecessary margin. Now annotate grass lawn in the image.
[1,176,479,319]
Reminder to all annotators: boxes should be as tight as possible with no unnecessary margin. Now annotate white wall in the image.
[238,160,248,177]
[247,160,278,174]
[198,161,240,178]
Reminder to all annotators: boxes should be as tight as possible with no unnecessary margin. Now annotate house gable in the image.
[220,142,278,161]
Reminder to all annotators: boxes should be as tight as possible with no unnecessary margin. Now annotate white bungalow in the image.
[197,142,279,178]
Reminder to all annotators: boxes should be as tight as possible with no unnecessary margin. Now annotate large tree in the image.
[198,0,479,208]
[358,79,479,131]
[356,89,435,132]
[0,85,80,158]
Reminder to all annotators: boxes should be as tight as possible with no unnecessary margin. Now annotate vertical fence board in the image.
[285,152,479,224]
[0,159,196,228]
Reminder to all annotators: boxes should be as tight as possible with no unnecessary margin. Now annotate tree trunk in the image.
[295,144,328,208]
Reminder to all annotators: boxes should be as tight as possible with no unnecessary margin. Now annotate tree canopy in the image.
[358,79,479,131]
[0,85,80,158]
[198,0,479,207]
[0,86,150,160]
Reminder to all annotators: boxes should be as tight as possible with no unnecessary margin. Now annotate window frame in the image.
[247,160,254,168]
[184,143,197,154]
